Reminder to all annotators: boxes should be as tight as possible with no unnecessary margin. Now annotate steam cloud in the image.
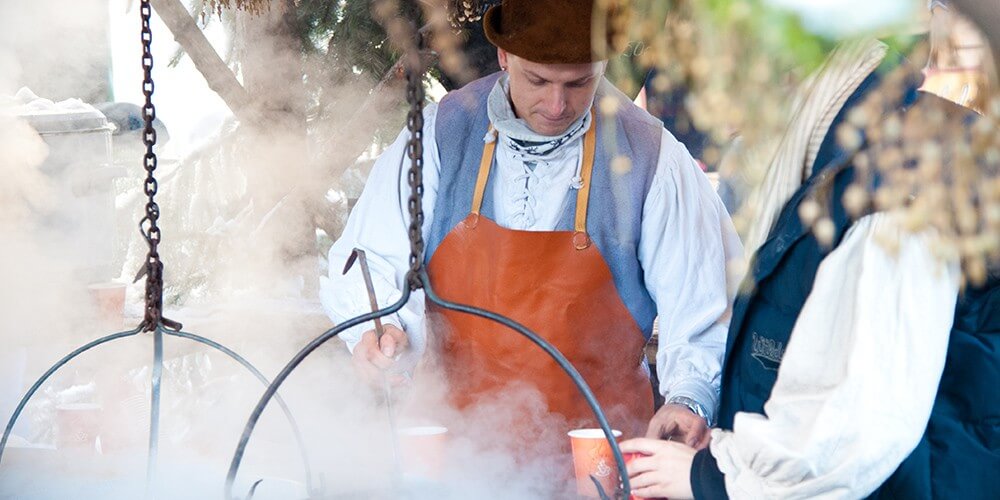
[0,1,616,498]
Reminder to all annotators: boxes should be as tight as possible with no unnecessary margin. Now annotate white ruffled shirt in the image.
[319,79,743,421]
[709,212,960,498]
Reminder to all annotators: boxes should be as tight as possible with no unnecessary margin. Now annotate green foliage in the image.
[596,0,836,100]
[196,0,422,81]
[702,0,835,72]
[300,0,500,89]
[306,0,423,80]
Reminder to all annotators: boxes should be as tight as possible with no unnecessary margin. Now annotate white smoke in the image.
[0,1,628,498]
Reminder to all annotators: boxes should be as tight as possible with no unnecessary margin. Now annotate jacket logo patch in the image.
[750,332,785,372]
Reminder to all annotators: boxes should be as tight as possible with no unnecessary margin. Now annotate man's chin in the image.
[529,120,572,137]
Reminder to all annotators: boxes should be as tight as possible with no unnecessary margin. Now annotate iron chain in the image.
[137,0,176,331]
[404,34,426,291]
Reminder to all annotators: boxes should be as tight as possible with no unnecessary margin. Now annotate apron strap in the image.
[470,111,597,252]
[470,126,496,217]
[573,110,597,250]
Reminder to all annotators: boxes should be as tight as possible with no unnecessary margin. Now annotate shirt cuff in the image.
[691,448,729,500]
[663,377,719,426]
[318,274,406,353]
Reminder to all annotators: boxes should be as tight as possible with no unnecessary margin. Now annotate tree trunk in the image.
[149,0,253,122]
[239,0,307,133]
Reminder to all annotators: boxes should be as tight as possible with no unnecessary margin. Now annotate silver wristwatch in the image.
[667,395,713,427]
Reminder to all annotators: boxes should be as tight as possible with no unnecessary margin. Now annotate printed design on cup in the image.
[591,443,613,478]
[569,428,623,497]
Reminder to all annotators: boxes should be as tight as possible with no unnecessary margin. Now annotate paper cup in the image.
[87,282,126,324]
[568,428,623,497]
[55,403,102,452]
[397,425,448,482]
[622,452,644,500]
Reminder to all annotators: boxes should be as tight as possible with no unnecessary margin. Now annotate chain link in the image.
[137,0,173,331]
[404,34,426,291]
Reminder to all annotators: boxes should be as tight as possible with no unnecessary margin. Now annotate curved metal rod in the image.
[590,474,612,500]
[224,291,411,499]
[246,478,265,499]
[164,328,316,494]
[420,271,633,498]
[224,272,635,497]
[0,327,144,465]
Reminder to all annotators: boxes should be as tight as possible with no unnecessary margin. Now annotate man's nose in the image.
[545,86,567,117]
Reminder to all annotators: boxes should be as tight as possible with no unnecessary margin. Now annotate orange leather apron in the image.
[426,115,653,449]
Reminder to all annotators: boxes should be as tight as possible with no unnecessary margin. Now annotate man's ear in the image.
[498,48,509,70]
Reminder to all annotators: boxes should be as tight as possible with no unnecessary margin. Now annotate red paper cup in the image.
[568,428,622,497]
[397,425,448,482]
[622,452,644,500]
[87,282,126,325]
[55,403,102,452]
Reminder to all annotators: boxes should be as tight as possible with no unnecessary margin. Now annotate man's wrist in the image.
[667,395,713,427]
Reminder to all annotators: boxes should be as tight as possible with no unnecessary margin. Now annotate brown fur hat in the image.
[483,0,624,64]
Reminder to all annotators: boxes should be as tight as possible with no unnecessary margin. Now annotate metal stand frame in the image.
[0,1,316,496]
[0,324,317,496]
[224,271,628,499]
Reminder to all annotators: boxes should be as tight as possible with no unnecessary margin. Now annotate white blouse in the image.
[709,212,960,498]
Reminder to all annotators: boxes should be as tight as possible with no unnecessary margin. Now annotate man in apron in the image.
[321,0,741,454]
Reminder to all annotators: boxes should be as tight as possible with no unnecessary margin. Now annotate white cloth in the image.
[743,39,888,255]
[709,213,960,499]
[320,79,743,420]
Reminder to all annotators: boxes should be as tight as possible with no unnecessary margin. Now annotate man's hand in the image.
[351,325,409,386]
[645,403,711,450]
[620,437,696,500]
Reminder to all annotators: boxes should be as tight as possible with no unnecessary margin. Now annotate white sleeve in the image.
[708,212,960,499]
[640,130,745,424]
[318,102,440,363]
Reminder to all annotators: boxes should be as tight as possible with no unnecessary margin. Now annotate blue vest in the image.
[427,72,663,338]
[717,61,1000,498]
